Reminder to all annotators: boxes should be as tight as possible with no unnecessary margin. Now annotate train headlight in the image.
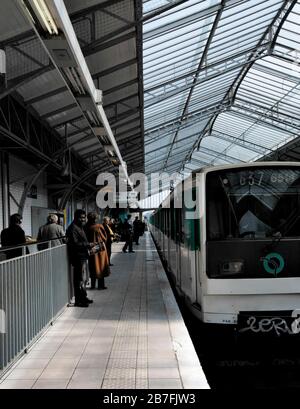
[219,260,244,276]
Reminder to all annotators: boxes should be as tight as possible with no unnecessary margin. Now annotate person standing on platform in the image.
[133,216,140,245]
[85,212,110,290]
[0,214,27,259]
[37,214,65,250]
[66,209,94,307]
[122,214,134,253]
[103,216,114,266]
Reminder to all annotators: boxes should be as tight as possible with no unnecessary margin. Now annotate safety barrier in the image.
[0,244,70,372]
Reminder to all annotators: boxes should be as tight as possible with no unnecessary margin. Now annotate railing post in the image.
[50,242,54,320]
[24,249,28,346]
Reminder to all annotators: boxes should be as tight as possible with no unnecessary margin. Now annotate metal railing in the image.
[0,239,70,372]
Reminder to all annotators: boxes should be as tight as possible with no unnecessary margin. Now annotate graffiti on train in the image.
[239,311,300,336]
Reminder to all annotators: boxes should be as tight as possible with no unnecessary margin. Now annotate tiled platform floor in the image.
[0,232,209,389]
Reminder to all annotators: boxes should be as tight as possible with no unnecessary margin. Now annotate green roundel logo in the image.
[263,252,285,276]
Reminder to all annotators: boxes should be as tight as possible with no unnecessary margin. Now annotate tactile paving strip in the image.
[104,368,136,379]
[102,378,136,389]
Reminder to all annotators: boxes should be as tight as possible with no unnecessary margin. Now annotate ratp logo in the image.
[0,309,5,334]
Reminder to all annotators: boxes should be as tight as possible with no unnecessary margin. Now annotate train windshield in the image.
[206,167,300,240]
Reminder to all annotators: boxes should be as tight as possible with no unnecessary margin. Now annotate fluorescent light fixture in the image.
[34,0,58,34]
[86,110,95,125]
[23,0,59,35]
[91,111,100,126]
[70,67,85,94]
[63,67,85,95]
[86,110,100,126]
[98,134,109,144]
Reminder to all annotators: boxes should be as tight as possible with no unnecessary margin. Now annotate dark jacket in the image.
[0,225,27,259]
[66,222,90,265]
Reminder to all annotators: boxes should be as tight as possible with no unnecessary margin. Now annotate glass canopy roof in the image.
[143,0,300,183]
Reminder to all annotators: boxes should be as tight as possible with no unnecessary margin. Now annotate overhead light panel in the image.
[86,110,100,126]
[62,67,85,95]
[98,134,109,145]
[22,0,59,35]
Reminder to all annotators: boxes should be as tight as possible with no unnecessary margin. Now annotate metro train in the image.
[149,162,300,335]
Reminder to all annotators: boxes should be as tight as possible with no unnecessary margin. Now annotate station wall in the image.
[0,154,48,237]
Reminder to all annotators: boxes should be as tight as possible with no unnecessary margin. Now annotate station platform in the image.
[0,232,209,389]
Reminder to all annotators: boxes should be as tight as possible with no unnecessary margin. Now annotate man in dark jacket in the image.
[122,215,134,253]
[0,214,27,259]
[133,216,140,245]
[66,209,94,307]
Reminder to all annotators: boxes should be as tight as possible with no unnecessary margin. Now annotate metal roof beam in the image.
[144,43,271,109]
[178,0,295,172]
[26,58,136,105]
[144,101,232,142]
[196,146,244,163]
[235,98,300,131]
[144,3,222,41]
[0,65,53,100]
[25,59,137,105]
[162,0,227,170]
[209,130,270,155]
[1,29,135,101]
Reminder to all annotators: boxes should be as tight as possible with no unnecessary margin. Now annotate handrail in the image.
[0,236,67,252]
[0,244,70,372]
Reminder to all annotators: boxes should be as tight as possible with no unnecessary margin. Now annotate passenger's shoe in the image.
[122,249,127,253]
[74,302,89,308]
[129,250,135,253]
[98,286,108,290]
[109,263,114,266]
[85,298,93,304]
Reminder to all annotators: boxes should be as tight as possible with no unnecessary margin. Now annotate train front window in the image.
[206,167,300,240]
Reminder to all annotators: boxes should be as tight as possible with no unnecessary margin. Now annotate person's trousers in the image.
[106,242,112,262]
[90,275,105,289]
[73,260,88,303]
[122,235,133,252]
[133,232,139,245]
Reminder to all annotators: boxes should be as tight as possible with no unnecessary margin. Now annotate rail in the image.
[0,239,70,373]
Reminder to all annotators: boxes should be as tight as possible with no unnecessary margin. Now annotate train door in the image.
[180,185,201,303]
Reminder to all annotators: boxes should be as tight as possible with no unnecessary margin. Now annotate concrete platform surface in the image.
[0,232,209,389]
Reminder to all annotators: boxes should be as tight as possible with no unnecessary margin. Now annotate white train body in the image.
[150,162,300,329]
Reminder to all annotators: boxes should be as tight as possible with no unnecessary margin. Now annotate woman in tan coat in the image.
[85,212,110,290]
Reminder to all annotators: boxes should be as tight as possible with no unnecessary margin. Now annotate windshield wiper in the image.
[219,176,239,228]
